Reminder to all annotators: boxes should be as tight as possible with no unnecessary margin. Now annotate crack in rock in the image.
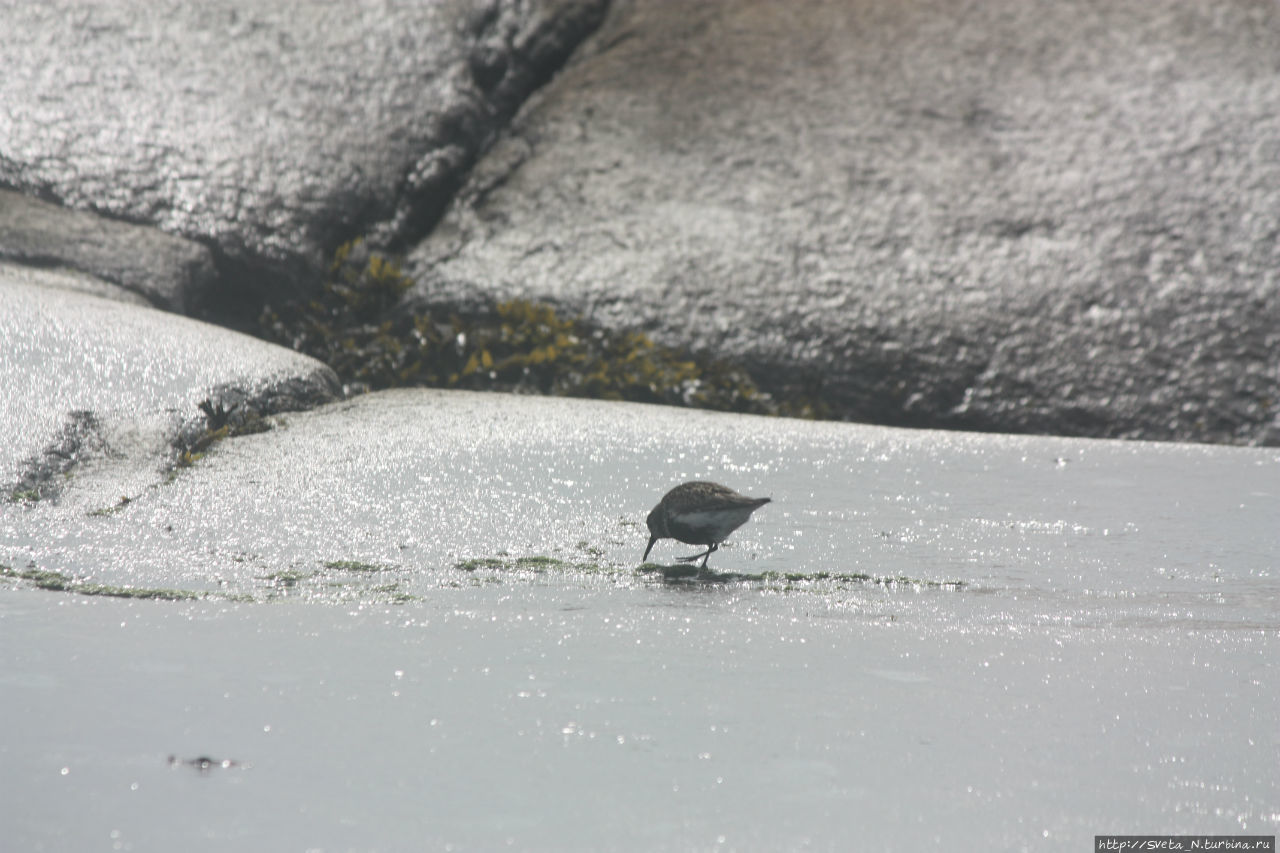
[7,410,112,502]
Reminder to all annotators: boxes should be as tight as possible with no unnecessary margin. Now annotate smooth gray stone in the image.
[1,387,1276,849]
[0,260,152,308]
[0,190,217,313]
[0,0,607,302]
[0,274,339,500]
[406,0,1280,446]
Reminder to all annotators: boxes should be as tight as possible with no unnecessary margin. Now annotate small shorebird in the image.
[642,481,771,570]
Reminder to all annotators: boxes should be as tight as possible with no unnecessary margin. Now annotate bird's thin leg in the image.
[697,543,719,573]
[676,546,713,564]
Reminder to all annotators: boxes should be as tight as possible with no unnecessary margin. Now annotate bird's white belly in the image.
[673,507,754,539]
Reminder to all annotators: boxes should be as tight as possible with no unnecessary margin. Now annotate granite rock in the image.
[0,0,608,316]
[0,270,339,501]
[0,190,217,313]
[406,0,1280,444]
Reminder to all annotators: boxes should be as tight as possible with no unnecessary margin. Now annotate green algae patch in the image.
[367,583,418,605]
[575,540,606,558]
[255,562,416,605]
[259,569,314,591]
[88,495,134,517]
[509,555,567,569]
[454,557,509,572]
[453,555,615,577]
[455,555,570,572]
[636,563,964,590]
[321,559,395,573]
[756,570,965,590]
[446,555,962,592]
[0,565,74,591]
[0,564,204,601]
[303,577,417,606]
[71,583,202,601]
[259,239,829,418]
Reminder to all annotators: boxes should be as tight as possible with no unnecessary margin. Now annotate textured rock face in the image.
[406,0,1280,444]
[0,191,217,313]
[0,271,340,500]
[3,0,1277,443]
[0,0,608,311]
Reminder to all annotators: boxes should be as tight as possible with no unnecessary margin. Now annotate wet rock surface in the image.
[2,0,1276,443]
[0,0,607,314]
[5,385,1276,599]
[406,0,1280,445]
[1,387,1276,849]
[0,273,339,501]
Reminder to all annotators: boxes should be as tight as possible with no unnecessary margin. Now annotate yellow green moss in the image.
[259,240,829,417]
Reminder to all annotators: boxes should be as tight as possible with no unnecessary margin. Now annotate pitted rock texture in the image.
[0,0,607,313]
[406,0,1280,445]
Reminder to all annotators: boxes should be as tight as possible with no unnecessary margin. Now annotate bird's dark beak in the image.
[642,533,659,563]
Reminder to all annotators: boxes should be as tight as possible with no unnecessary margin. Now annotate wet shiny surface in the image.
[0,0,607,277]
[405,0,1280,445]
[3,591,1274,852]
[2,388,1277,850]
[1,276,337,488]
[0,0,465,265]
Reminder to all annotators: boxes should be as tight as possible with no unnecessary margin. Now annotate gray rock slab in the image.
[0,0,607,305]
[0,274,339,500]
[1,388,1276,849]
[0,260,152,308]
[406,0,1280,446]
[0,190,218,313]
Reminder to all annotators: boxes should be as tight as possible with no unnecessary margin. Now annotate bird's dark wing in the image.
[692,492,771,513]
